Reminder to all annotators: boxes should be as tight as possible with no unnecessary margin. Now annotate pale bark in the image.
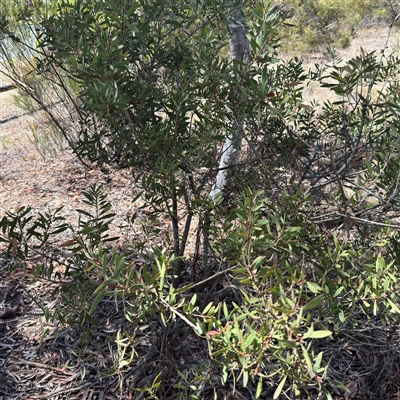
[209,5,249,199]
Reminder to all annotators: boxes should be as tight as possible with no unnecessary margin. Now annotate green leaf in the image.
[190,294,197,306]
[114,254,126,280]
[386,299,400,314]
[301,345,314,378]
[44,307,50,322]
[303,294,325,310]
[89,289,106,315]
[256,376,263,398]
[70,55,78,68]
[202,302,214,315]
[273,376,287,399]
[243,369,249,387]
[303,330,332,339]
[376,255,386,271]
[252,255,266,269]
[325,378,351,393]
[314,351,323,371]
[307,281,322,294]
[157,259,166,293]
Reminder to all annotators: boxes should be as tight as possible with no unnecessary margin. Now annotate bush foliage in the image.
[275,0,390,52]
[2,0,400,398]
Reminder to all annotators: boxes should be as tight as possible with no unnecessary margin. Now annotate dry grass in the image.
[297,26,400,106]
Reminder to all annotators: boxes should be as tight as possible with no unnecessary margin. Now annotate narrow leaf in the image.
[303,330,332,339]
[273,376,287,399]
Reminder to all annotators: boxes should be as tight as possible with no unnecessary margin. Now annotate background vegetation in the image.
[275,0,391,52]
[2,0,400,399]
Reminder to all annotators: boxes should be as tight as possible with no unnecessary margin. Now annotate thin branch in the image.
[159,298,202,335]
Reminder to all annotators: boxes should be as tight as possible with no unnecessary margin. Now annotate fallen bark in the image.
[0,83,15,93]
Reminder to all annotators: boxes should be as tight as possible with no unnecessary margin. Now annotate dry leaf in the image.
[60,238,77,247]
[11,237,18,257]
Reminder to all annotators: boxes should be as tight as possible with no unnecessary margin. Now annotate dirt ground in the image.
[1,26,400,399]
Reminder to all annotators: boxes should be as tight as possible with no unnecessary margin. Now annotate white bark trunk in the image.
[210,5,249,199]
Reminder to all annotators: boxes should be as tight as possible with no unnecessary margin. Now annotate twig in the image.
[336,213,400,229]
[8,358,74,374]
[190,265,236,290]
[159,297,202,335]
[41,382,93,398]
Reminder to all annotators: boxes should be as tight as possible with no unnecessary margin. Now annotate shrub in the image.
[275,0,390,53]
[2,0,400,398]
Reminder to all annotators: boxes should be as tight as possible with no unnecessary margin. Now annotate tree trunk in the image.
[209,5,249,199]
